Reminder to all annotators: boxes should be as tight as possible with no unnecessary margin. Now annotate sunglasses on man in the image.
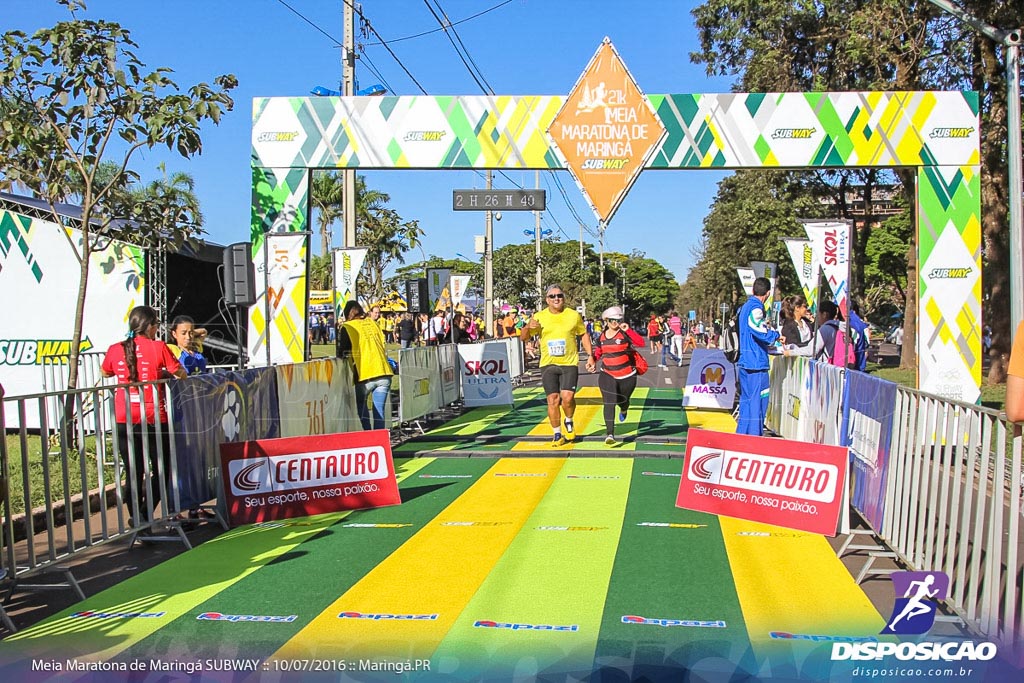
[547,293,564,300]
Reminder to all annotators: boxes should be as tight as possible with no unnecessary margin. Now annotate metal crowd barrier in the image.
[0,378,191,631]
[879,387,1022,655]
[767,358,1024,657]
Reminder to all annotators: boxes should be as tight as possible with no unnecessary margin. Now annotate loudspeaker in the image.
[405,278,428,314]
[222,242,256,306]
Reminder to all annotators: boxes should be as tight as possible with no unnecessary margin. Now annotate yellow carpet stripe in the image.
[270,458,566,660]
[683,408,737,433]
[430,459,633,672]
[718,516,884,663]
[516,386,603,451]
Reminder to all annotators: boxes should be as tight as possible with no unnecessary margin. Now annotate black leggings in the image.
[116,423,172,524]
[597,372,637,436]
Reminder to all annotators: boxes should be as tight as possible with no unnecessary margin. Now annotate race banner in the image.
[459,341,513,406]
[450,275,471,308]
[782,238,819,313]
[426,268,451,311]
[171,368,280,511]
[802,221,850,317]
[736,268,756,297]
[333,247,367,319]
[749,261,777,296]
[843,371,898,530]
[276,358,361,437]
[249,232,308,366]
[682,349,736,410]
[219,429,400,527]
[676,428,849,536]
[437,343,461,406]
[802,360,845,446]
[398,345,444,422]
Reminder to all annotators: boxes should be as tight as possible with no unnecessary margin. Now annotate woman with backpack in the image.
[585,306,646,446]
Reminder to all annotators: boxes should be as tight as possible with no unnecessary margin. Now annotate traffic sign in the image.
[453,189,545,211]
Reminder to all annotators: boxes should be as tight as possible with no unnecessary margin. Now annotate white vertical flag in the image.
[802,221,850,317]
[450,275,471,307]
[782,238,819,312]
[736,268,756,297]
[333,247,367,319]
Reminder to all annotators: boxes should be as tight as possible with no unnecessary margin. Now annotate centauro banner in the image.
[333,247,367,318]
[0,209,144,400]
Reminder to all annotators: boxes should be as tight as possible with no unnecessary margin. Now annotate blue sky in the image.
[5,0,736,282]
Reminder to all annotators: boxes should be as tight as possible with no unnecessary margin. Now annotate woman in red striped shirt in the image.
[585,306,645,445]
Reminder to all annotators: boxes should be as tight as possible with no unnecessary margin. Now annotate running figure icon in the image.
[882,571,949,635]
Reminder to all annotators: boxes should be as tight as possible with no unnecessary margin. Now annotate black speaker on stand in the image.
[222,242,255,368]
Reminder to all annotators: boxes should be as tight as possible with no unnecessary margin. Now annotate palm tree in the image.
[311,171,345,256]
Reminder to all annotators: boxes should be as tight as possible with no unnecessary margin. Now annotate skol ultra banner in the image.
[426,268,451,311]
[749,261,777,297]
[333,247,367,319]
[459,341,513,406]
[803,221,850,317]
[450,275,471,308]
[248,232,308,366]
[676,428,849,536]
[219,429,400,527]
[736,268,756,297]
[783,238,818,313]
[682,349,736,410]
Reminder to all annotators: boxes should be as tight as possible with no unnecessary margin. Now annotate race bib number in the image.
[547,339,567,357]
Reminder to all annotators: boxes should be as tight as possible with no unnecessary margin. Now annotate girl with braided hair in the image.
[101,306,186,526]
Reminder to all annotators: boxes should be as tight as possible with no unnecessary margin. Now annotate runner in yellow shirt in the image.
[520,284,593,445]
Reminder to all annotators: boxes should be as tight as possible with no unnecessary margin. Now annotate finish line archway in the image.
[248,78,981,402]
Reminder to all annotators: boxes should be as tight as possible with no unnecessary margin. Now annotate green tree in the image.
[0,0,236,390]
[307,252,332,291]
[690,0,1024,379]
[311,170,344,257]
[353,175,422,304]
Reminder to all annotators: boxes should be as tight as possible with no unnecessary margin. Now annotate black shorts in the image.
[542,364,579,395]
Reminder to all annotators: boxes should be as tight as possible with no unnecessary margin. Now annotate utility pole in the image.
[599,222,606,286]
[620,263,627,302]
[342,1,357,249]
[484,171,494,337]
[926,0,1022,330]
[534,171,542,308]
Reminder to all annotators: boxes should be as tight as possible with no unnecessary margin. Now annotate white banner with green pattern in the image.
[252,90,980,400]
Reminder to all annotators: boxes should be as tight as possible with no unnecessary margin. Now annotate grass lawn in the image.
[3,433,117,517]
[869,364,1006,413]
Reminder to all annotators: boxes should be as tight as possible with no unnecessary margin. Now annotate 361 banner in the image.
[219,430,400,526]
[676,428,848,536]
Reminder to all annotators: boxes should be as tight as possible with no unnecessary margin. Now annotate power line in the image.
[429,0,496,94]
[422,0,493,95]
[364,0,514,46]
[341,0,430,95]
[274,0,342,46]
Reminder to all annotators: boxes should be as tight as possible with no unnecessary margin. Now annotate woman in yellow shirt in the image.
[337,301,394,430]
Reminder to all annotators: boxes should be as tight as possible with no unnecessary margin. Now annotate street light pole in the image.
[484,171,494,337]
[927,0,1022,331]
[342,1,357,249]
[535,171,542,308]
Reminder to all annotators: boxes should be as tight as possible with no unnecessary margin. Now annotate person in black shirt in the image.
[450,311,474,344]
[396,312,417,349]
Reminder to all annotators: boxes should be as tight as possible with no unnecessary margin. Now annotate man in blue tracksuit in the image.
[736,277,783,435]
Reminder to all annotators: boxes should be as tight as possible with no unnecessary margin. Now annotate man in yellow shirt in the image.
[521,284,593,445]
